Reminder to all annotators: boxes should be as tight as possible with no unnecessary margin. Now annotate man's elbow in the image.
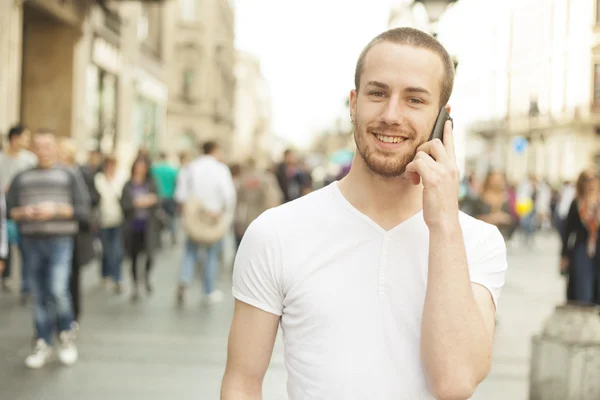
[430,366,490,400]
[221,370,262,400]
[430,377,478,400]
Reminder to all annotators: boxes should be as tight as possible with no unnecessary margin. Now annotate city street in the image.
[0,232,564,400]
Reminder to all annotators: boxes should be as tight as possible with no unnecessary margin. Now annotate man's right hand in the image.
[10,206,36,221]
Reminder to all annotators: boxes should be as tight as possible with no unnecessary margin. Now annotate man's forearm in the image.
[10,207,25,220]
[56,203,74,219]
[221,373,262,400]
[421,221,491,399]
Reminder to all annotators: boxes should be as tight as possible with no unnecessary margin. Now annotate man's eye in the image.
[409,98,424,104]
[369,91,385,97]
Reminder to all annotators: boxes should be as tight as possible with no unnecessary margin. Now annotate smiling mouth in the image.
[372,133,408,144]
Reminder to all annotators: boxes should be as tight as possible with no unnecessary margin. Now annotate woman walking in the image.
[95,155,127,294]
[471,171,518,241]
[121,157,160,301]
[561,170,600,304]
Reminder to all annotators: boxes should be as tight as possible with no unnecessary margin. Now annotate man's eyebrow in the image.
[365,81,389,90]
[404,86,431,96]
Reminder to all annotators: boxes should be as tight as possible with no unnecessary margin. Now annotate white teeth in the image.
[374,134,404,144]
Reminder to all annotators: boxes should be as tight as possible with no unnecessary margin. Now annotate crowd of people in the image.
[2,120,598,377]
[0,123,320,370]
[459,168,600,305]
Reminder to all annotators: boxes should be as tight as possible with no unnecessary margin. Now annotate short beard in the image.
[353,119,423,178]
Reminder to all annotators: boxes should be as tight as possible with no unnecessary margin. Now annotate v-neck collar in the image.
[330,181,423,235]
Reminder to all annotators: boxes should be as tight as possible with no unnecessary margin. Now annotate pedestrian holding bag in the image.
[182,197,228,245]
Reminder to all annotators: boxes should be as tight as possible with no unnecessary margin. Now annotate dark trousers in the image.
[130,230,153,285]
[567,244,599,304]
[1,246,9,280]
[69,258,81,322]
[2,243,30,293]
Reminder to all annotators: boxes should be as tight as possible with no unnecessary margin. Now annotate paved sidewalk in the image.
[471,233,564,400]
[0,233,563,399]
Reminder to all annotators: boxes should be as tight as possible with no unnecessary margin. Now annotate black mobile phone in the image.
[428,107,453,141]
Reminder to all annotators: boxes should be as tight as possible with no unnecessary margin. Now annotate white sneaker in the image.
[205,289,224,305]
[57,331,78,366]
[25,339,53,369]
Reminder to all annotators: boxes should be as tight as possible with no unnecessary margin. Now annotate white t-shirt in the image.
[232,182,507,399]
[0,149,37,190]
[174,155,236,214]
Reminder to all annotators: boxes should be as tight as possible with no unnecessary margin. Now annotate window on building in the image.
[137,7,149,41]
[180,0,199,22]
[594,64,600,104]
[182,69,194,100]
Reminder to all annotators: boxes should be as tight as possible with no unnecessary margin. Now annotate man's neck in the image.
[337,159,423,230]
[37,163,55,170]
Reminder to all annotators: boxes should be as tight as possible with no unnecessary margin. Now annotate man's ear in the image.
[349,89,357,121]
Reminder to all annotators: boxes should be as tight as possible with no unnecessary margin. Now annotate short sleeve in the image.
[467,225,508,309]
[232,210,284,316]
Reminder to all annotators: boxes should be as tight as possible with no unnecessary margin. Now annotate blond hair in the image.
[58,137,77,165]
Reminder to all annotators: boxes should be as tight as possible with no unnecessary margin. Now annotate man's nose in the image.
[380,95,402,126]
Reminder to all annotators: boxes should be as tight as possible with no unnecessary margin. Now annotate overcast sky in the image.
[234,0,392,148]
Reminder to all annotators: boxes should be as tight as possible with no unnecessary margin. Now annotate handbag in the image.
[182,198,228,245]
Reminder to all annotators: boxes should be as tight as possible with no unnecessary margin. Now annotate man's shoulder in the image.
[252,185,335,228]
[459,211,506,253]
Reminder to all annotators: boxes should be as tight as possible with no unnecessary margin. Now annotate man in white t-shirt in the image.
[222,27,507,400]
[0,125,37,295]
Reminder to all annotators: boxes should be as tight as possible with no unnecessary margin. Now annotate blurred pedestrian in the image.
[0,187,7,275]
[176,141,236,306]
[58,138,100,327]
[121,157,160,302]
[95,155,127,293]
[555,179,576,241]
[234,158,282,248]
[151,152,179,245]
[561,170,600,304]
[6,129,89,369]
[275,149,298,202]
[0,124,37,298]
[82,150,103,177]
[471,171,518,240]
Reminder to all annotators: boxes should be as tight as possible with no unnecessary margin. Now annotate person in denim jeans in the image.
[175,141,236,306]
[6,130,90,369]
[94,155,126,293]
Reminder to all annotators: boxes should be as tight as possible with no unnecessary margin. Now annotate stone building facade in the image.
[0,0,169,167]
[163,0,236,158]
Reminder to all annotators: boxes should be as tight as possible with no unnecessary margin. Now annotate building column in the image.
[0,2,23,135]
[72,13,93,153]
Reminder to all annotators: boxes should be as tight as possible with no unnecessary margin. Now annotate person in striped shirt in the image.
[6,129,90,369]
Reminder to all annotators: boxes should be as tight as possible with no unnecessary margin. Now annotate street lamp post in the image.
[413,0,458,37]
[413,0,459,71]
